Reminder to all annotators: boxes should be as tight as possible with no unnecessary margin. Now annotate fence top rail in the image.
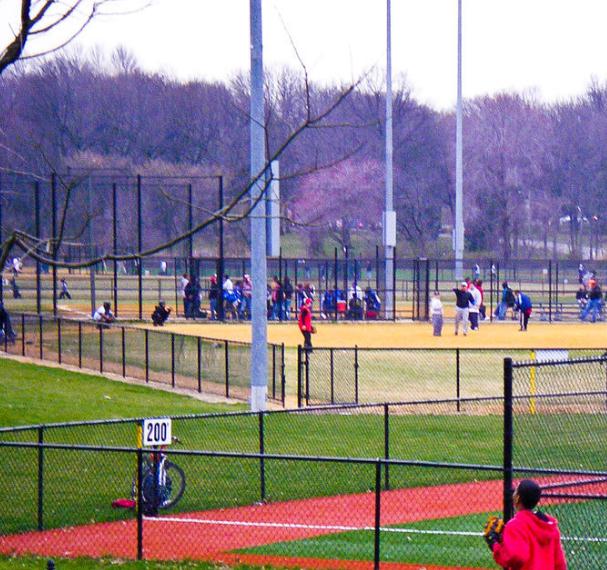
[300,345,607,354]
[14,312,284,350]
[3,439,607,478]
[0,439,503,471]
[512,355,607,369]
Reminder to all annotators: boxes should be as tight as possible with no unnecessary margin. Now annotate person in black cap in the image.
[484,479,567,569]
[151,300,172,327]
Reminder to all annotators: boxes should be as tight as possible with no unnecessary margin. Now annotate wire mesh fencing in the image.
[2,439,603,569]
[298,347,607,406]
[0,313,286,405]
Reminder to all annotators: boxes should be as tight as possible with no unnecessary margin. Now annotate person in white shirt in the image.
[468,282,482,331]
[430,291,443,336]
[223,275,234,295]
[93,302,115,326]
[179,273,189,315]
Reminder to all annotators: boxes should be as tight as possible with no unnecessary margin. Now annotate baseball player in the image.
[484,479,567,569]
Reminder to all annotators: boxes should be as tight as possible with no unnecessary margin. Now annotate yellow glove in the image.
[483,515,504,549]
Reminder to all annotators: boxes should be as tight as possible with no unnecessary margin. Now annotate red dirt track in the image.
[0,478,504,569]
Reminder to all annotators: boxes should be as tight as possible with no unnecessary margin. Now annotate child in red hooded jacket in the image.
[486,479,567,570]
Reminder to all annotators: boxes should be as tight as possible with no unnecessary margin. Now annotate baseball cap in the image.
[460,281,467,287]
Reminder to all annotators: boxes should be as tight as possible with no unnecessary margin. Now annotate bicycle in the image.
[130,439,186,514]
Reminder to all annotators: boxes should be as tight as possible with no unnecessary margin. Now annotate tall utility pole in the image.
[384,0,396,319]
[249,0,268,412]
[454,0,465,280]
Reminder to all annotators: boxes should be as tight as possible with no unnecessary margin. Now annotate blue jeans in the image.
[272,301,283,320]
[581,298,601,322]
[210,298,217,320]
[283,299,292,320]
[239,296,251,319]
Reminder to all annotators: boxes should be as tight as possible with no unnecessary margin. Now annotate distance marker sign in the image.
[141,418,172,446]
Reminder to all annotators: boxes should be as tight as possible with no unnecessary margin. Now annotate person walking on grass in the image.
[484,479,567,570]
[514,290,532,331]
[453,282,474,336]
[430,291,443,336]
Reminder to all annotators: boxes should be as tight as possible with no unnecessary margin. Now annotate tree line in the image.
[1,50,606,260]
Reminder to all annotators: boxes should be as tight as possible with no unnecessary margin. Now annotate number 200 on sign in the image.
[142,418,172,446]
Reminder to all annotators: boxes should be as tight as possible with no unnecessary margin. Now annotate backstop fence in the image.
[0,313,285,406]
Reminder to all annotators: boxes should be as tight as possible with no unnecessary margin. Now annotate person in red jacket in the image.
[298,296,314,352]
[486,479,567,570]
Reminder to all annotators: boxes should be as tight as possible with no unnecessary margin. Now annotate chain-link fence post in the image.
[121,327,126,377]
[37,426,44,531]
[144,329,149,382]
[224,340,229,398]
[503,357,514,522]
[136,448,143,560]
[259,412,266,502]
[197,336,202,393]
[297,345,302,407]
[171,333,176,388]
[384,403,390,490]
[374,459,382,570]
[57,318,62,364]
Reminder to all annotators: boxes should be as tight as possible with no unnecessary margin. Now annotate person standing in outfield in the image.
[484,479,567,570]
[453,282,474,336]
[515,290,533,331]
[298,297,315,352]
[430,291,443,336]
[468,281,482,331]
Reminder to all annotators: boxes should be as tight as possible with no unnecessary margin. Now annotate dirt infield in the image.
[0,479,502,569]
[139,320,607,349]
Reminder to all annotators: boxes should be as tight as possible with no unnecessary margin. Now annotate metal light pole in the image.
[454,0,465,280]
[249,0,268,411]
[384,0,396,319]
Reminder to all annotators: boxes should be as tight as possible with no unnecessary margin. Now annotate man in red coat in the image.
[486,479,567,569]
[298,297,314,352]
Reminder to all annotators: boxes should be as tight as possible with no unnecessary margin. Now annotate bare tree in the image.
[0,0,149,75]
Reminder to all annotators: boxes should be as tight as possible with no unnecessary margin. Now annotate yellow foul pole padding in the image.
[135,423,143,506]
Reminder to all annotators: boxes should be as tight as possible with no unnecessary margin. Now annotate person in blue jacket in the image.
[514,290,533,331]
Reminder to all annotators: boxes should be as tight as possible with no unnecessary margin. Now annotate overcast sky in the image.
[5,0,607,110]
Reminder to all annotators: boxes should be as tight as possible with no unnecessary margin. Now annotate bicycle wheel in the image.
[131,460,186,510]
[157,461,186,509]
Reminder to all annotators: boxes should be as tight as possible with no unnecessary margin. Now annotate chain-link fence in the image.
[504,355,607,568]
[0,313,285,405]
[298,347,607,406]
[2,372,607,569]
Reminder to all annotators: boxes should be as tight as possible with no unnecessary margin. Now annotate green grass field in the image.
[243,501,607,569]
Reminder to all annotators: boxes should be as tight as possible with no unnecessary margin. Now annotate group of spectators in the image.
[319,286,382,320]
